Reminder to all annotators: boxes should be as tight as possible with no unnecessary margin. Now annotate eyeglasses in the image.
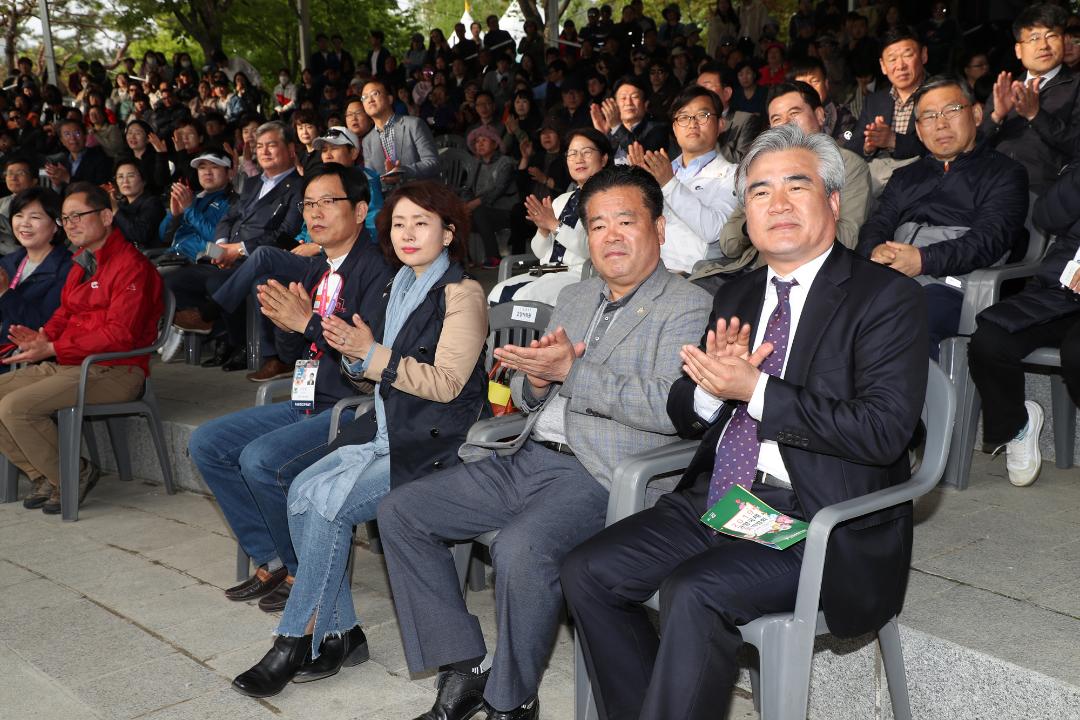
[565,147,599,160]
[1019,31,1062,46]
[345,110,366,119]
[915,103,969,125]
[4,170,29,178]
[61,129,83,138]
[298,196,350,211]
[59,208,103,226]
[673,111,714,127]
[322,128,353,144]
[360,90,383,101]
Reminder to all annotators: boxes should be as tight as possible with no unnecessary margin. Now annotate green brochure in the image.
[700,485,809,550]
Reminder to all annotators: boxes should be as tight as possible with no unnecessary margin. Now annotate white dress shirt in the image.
[1025,63,1061,88]
[693,245,834,485]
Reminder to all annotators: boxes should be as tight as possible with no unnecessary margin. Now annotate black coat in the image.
[844,87,926,160]
[331,262,489,488]
[979,165,1080,332]
[114,193,167,250]
[273,237,395,413]
[980,65,1080,196]
[69,145,114,186]
[856,141,1030,277]
[667,244,928,638]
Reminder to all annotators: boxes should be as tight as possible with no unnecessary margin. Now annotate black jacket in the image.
[273,237,395,413]
[68,145,114,186]
[856,141,1029,277]
[844,87,926,160]
[668,244,927,638]
[331,262,489,488]
[979,65,1080,196]
[114,193,167,250]
[979,165,1080,332]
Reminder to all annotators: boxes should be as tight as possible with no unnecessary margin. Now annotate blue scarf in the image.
[289,249,452,521]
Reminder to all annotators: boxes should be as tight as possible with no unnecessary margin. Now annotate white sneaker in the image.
[1005,401,1044,487]
[160,326,185,363]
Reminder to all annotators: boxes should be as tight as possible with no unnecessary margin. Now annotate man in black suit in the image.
[169,120,304,379]
[561,124,928,720]
[365,30,394,80]
[980,3,1080,196]
[43,118,113,190]
[590,76,671,161]
[695,62,764,163]
[844,28,928,178]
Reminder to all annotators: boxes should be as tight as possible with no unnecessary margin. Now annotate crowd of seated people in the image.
[1,1,1080,717]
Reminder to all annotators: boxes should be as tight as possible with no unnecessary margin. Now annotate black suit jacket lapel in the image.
[782,244,850,387]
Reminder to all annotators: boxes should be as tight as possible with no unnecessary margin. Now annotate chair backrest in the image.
[1022,191,1050,265]
[147,286,177,355]
[911,360,955,495]
[438,147,480,192]
[436,134,467,151]
[486,300,553,372]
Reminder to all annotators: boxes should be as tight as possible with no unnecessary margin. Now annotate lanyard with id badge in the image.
[292,270,344,411]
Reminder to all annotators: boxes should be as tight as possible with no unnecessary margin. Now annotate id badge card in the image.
[291,359,319,409]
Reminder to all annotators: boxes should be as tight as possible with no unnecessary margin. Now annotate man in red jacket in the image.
[0,181,163,514]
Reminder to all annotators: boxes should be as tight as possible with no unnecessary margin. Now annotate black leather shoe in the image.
[292,625,369,683]
[485,697,539,720]
[224,566,288,601]
[231,634,312,698]
[413,667,490,720]
[200,341,234,368]
[258,576,293,612]
[221,347,249,372]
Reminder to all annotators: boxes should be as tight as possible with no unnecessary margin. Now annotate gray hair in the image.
[256,120,291,144]
[911,74,975,113]
[734,124,845,205]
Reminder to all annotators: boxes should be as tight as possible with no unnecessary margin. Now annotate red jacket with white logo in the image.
[43,228,163,375]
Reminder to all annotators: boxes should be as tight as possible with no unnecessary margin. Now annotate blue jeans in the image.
[188,401,345,576]
[277,450,391,654]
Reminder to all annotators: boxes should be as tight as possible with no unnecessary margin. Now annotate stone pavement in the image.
[0,474,757,720]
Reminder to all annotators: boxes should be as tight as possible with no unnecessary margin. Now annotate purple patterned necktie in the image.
[706,277,798,507]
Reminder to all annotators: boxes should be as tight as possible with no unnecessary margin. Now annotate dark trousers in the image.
[212,246,315,358]
[969,313,1080,445]
[925,283,964,361]
[162,262,246,345]
[560,487,805,720]
[473,206,512,259]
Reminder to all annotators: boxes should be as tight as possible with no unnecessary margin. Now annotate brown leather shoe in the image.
[174,308,214,334]
[225,566,288,601]
[246,358,292,383]
[258,575,293,612]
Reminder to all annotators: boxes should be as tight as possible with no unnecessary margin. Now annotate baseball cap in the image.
[190,151,232,169]
[312,126,359,151]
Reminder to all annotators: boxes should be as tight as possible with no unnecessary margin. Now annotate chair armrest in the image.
[466,414,528,443]
[605,440,699,525]
[77,344,164,409]
[498,253,540,282]
[141,248,171,259]
[329,396,376,441]
[255,378,293,406]
[958,260,1043,334]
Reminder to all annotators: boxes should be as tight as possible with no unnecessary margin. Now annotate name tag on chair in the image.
[511,305,537,323]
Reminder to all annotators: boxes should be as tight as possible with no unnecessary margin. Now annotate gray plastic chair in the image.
[574,360,955,720]
[939,202,1050,488]
[1,288,178,521]
[448,303,553,590]
[497,254,541,283]
[233,377,376,581]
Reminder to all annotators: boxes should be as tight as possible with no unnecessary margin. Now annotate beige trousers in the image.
[0,362,146,488]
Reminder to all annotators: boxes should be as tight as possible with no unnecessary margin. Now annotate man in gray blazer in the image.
[359,78,440,187]
[377,166,712,720]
